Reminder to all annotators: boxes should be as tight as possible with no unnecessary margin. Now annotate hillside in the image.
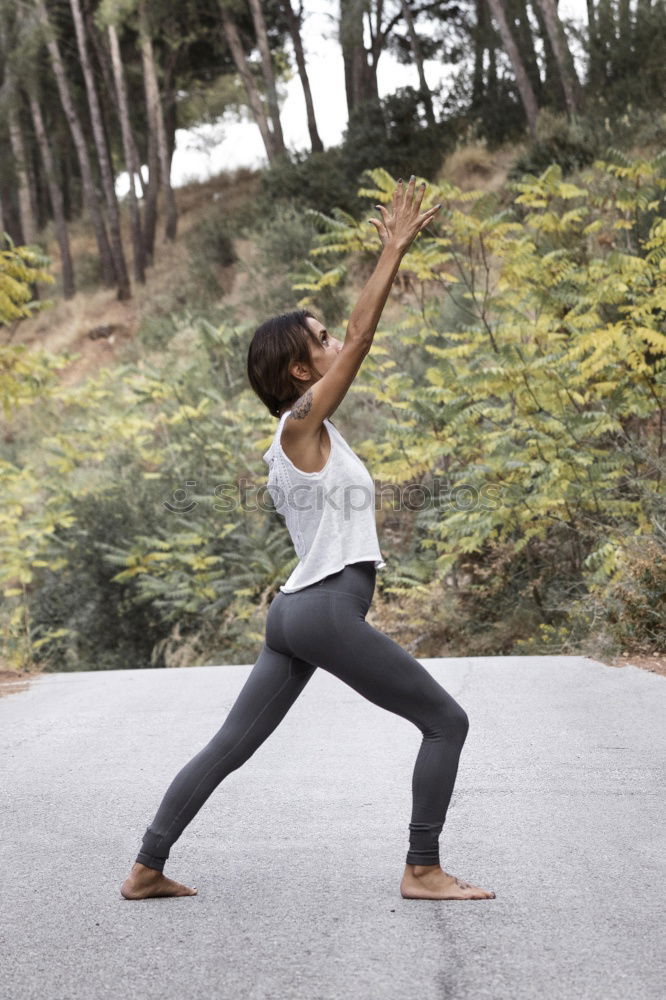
[9,141,522,383]
[8,168,262,384]
[3,139,665,680]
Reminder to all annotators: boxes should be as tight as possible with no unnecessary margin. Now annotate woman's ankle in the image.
[406,862,441,876]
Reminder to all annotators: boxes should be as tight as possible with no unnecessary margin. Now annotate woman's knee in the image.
[454,703,470,741]
[431,697,469,745]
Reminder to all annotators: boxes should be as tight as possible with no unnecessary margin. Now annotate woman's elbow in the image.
[345,323,373,351]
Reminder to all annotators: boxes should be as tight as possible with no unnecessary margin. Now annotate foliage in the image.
[3,150,666,670]
[585,0,666,116]
[510,109,602,179]
[0,235,54,326]
[185,203,238,302]
[240,201,348,324]
[25,485,169,672]
[259,146,360,216]
[0,322,299,671]
[584,533,666,654]
[342,87,455,185]
[259,88,457,218]
[0,237,59,434]
[0,344,63,420]
[293,154,666,652]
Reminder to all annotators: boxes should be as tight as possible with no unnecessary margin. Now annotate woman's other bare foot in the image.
[120,861,198,899]
[400,863,495,900]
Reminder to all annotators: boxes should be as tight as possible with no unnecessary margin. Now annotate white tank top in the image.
[262,409,387,592]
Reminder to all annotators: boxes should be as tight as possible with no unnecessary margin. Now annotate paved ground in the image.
[1,656,664,1000]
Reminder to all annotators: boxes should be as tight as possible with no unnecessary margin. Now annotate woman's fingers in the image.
[413,181,426,214]
[377,204,391,225]
[398,175,417,215]
[368,218,389,243]
[384,175,443,244]
[419,203,443,222]
[417,206,442,233]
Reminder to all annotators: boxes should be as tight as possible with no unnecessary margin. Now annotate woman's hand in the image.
[368,176,442,253]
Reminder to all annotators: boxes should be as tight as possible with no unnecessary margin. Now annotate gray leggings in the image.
[136,560,469,872]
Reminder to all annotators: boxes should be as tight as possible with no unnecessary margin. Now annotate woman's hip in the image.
[266,560,376,654]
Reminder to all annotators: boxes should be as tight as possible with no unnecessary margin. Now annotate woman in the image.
[120,176,495,901]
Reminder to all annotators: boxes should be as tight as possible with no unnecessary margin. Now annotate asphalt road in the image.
[1,656,664,1000]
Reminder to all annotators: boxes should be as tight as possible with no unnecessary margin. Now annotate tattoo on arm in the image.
[290,389,313,420]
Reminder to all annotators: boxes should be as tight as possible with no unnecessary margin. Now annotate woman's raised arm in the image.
[347,175,441,345]
[284,177,441,431]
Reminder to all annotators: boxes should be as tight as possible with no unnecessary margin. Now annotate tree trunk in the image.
[108,24,146,283]
[7,105,37,246]
[161,45,181,192]
[529,0,560,101]
[143,123,159,266]
[595,0,614,84]
[86,7,143,193]
[87,4,117,104]
[36,0,115,287]
[59,121,77,221]
[247,0,286,155]
[487,29,498,94]
[280,0,324,152]
[138,1,178,241]
[69,0,130,299]
[585,0,602,88]
[130,136,148,200]
[219,1,277,162]
[164,96,177,172]
[339,0,379,114]
[399,0,435,125]
[26,90,75,298]
[484,0,540,138]
[472,0,496,110]
[618,0,632,40]
[533,0,582,114]
[26,131,44,235]
[472,0,485,109]
[510,0,543,102]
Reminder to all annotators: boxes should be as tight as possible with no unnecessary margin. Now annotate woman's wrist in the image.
[381,240,407,261]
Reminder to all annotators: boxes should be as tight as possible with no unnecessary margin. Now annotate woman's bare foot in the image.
[400,863,495,900]
[120,861,198,899]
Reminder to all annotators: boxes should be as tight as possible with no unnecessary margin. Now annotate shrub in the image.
[589,534,666,654]
[72,250,102,291]
[242,201,348,324]
[259,147,358,216]
[185,204,237,301]
[295,157,666,654]
[259,88,456,219]
[343,88,454,183]
[509,109,601,179]
[28,486,168,671]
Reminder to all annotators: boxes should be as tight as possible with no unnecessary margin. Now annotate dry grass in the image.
[437,140,524,193]
[7,168,261,387]
[0,669,44,699]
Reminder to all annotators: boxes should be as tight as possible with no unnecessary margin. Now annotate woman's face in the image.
[305,316,343,377]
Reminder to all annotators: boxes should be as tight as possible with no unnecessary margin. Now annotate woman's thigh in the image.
[273,589,467,736]
[215,641,317,756]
